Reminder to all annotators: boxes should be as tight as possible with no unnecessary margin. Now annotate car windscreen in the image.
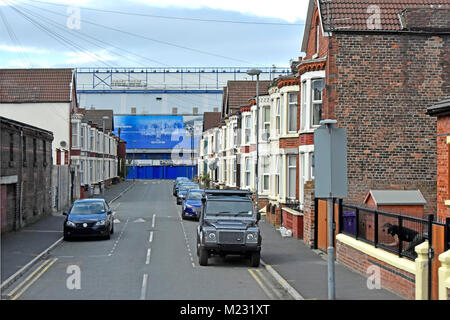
[205,200,254,217]
[70,202,106,215]
[187,192,202,200]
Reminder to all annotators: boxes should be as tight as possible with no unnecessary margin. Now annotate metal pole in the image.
[327,198,335,300]
[255,74,259,213]
[326,122,335,300]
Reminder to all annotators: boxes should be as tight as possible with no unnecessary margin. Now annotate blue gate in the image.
[127,166,197,180]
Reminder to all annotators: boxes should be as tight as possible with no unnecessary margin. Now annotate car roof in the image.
[73,199,106,204]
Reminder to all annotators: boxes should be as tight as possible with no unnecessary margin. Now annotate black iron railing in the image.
[340,204,430,260]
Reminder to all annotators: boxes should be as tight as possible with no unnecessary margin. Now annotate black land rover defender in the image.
[196,190,262,267]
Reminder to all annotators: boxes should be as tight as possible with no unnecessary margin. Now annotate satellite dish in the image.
[60,141,67,148]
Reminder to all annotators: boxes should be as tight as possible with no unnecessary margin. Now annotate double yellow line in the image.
[7,258,58,300]
[248,268,283,300]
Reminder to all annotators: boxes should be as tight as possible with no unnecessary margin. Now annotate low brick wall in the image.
[282,208,304,239]
[336,235,416,300]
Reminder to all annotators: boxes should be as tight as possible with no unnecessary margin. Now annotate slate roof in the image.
[319,0,450,32]
[203,112,222,132]
[0,68,74,103]
[83,109,114,132]
[223,80,271,117]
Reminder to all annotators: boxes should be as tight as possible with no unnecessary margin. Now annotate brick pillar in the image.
[303,180,316,248]
[275,206,282,227]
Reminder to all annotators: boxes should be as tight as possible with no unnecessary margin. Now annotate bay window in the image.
[287,155,297,199]
[262,106,270,141]
[245,157,251,188]
[71,122,79,148]
[262,156,270,192]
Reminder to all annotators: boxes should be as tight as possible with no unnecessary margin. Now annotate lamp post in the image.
[102,116,109,196]
[247,69,262,214]
[133,140,136,182]
[186,125,194,179]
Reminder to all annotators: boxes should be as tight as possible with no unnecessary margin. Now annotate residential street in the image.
[1,181,290,300]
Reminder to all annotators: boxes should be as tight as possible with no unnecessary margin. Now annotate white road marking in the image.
[145,248,151,265]
[133,218,146,223]
[112,203,121,210]
[140,274,148,300]
[149,231,153,243]
[151,214,156,228]
[108,217,129,257]
[113,219,121,223]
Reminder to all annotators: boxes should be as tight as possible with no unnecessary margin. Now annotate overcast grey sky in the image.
[0,0,309,68]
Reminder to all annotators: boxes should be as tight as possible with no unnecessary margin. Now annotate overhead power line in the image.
[27,0,305,26]
[20,1,262,66]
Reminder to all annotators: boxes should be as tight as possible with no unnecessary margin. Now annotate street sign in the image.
[314,120,348,199]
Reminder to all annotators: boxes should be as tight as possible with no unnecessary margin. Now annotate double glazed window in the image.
[288,93,298,132]
[262,157,270,191]
[262,106,270,141]
[71,123,79,148]
[311,79,324,126]
[275,98,281,136]
[245,157,251,187]
[245,116,251,144]
[300,77,325,130]
[287,155,297,199]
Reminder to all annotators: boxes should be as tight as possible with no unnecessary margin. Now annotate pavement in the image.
[259,215,403,300]
[0,180,134,284]
[1,179,403,300]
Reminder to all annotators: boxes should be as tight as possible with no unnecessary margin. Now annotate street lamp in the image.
[247,69,262,215]
[102,116,109,196]
[133,140,136,182]
[185,125,194,179]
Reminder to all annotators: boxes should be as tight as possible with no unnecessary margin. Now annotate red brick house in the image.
[299,0,450,215]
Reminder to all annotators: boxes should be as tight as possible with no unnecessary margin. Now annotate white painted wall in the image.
[0,102,71,164]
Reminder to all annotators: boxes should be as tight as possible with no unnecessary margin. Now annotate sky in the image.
[0,0,310,69]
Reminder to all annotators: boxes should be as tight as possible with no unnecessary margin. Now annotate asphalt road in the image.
[3,180,290,300]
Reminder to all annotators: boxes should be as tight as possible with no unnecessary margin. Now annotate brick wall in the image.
[1,118,53,231]
[303,180,316,248]
[328,32,449,214]
[336,239,416,300]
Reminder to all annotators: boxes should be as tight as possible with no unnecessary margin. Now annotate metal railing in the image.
[340,204,430,260]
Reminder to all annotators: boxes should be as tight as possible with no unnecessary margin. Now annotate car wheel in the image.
[110,223,114,234]
[198,247,208,266]
[250,251,260,267]
[63,235,71,241]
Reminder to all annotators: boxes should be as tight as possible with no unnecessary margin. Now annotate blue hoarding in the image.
[114,115,201,149]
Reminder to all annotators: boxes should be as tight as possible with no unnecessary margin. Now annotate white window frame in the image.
[311,79,324,128]
[288,92,298,133]
[300,71,325,132]
[71,122,79,148]
[287,155,297,199]
[245,157,251,188]
[262,106,270,141]
[262,156,270,192]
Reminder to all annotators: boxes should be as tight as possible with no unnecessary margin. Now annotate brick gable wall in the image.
[327,32,449,214]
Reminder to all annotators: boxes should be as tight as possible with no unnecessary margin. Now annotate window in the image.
[80,126,85,149]
[245,157,251,187]
[232,159,236,185]
[310,152,315,179]
[71,123,79,148]
[262,106,270,141]
[131,107,137,114]
[288,93,298,132]
[172,107,177,114]
[96,132,100,152]
[193,107,198,115]
[316,23,320,55]
[245,116,251,144]
[223,128,227,150]
[233,124,238,146]
[89,160,94,183]
[80,160,85,185]
[301,81,307,130]
[223,159,227,183]
[311,79,324,126]
[276,98,281,136]
[288,155,297,199]
[275,156,280,195]
[262,157,270,191]
[90,129,95,151]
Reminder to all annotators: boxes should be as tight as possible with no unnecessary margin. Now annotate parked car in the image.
[173,177,190,195]
[196,190,261,267]
[63,199,114,240]
[174,181,195,197]
[181,189,204,220]
[176,184,199,204]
